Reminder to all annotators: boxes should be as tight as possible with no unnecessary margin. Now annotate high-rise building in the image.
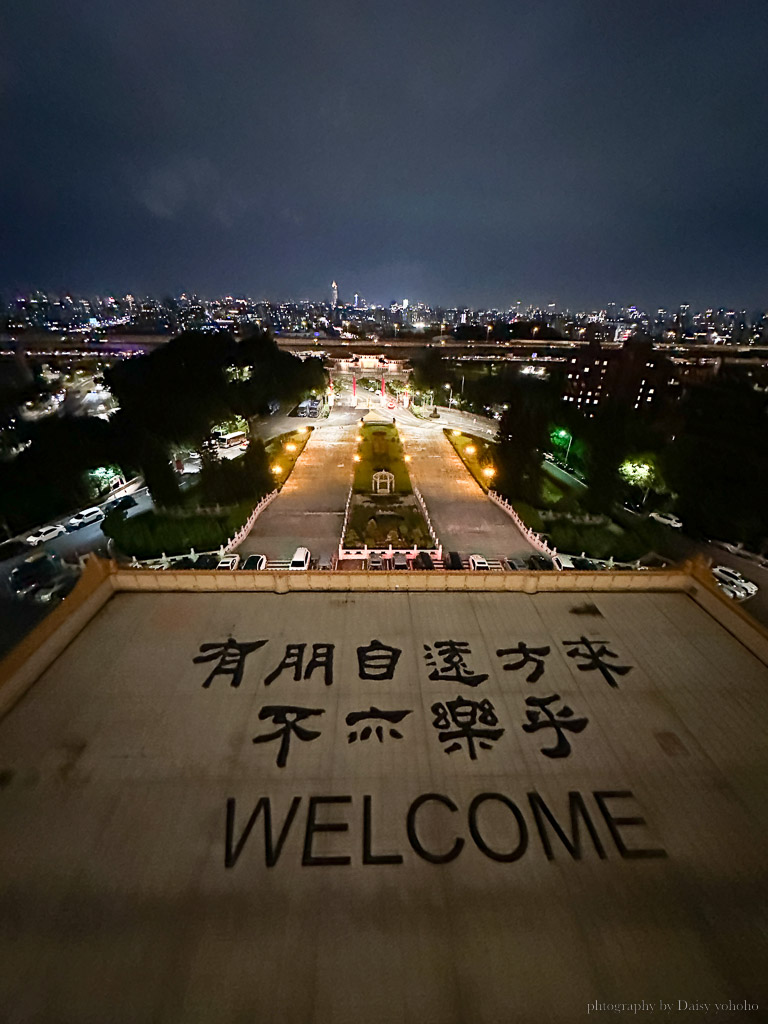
[331,281,338,308]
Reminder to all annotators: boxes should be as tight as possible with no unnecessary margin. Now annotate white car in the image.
[216,554,241,571]
[711,565,758,598]
[716,581,750,601]
[649,512,683,529]
[468,554,490,571]
[289,546,311,570]
[67,506,105,530]
[26,523,66,546]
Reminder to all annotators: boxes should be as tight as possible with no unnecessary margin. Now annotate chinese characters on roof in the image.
[192,634,633,769]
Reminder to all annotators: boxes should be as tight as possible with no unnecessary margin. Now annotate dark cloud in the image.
[2,0,768,308]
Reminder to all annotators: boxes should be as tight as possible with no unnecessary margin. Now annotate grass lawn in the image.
[265,426,313,488]
[540,475,568,506]
[108,428,313,560]
[353,422,412,493]
[444,429,498,491]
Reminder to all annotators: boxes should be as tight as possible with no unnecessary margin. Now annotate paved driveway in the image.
[395,411,536,559]
[238,418,357,562]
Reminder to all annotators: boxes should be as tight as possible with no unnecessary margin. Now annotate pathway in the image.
[395,411,536,559]
[237,419,357,562]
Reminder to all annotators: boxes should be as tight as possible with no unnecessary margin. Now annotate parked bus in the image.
[220,431,247,449]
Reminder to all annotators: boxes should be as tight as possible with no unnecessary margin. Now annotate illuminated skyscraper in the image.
[331,281,338,307]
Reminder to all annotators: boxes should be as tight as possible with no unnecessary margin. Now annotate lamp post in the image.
[556,428,573,465]
[444,383,453,409]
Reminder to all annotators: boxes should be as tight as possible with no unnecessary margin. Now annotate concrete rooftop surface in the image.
[1,564,767,1023]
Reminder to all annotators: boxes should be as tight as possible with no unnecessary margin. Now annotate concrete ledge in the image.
[111,566,692,594]
[686,560,768,666]
[0,557,115,718]
[3,557,765,726]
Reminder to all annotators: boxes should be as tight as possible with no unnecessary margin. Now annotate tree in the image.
[495,376,556,505]
[410,348,447,391]
[581,404,631,512]
[661,377,768,545]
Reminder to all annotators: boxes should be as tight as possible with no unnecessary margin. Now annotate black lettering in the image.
[593,791,667,859]
[468,793,528,862]
[225,796,301,869]
[302,796,352,866]
[528,791,606,860]
[406,793,464,864]
[363,794,403,865]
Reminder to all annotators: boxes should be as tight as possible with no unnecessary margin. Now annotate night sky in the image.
[3,0,768,309]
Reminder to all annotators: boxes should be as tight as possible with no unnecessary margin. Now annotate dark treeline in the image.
[411,349,768,550]
[0,329,326,533]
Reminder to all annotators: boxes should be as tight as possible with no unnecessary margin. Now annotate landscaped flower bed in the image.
[353,422,412,494]
[344,419,431,549]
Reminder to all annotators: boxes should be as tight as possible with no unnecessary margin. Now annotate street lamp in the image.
[556,428,573,465]
[444,382,453,408]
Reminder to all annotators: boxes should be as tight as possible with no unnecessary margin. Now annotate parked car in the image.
[711,565,758,598]
[241,553,267,571]
[105,494,137,513]
[10,553,66,599]
[505,557,528,571]
[289,546,311,570]
[26,523,66,546]
[171,556,197,570]
[649,511,683,529]
[217,554,241,570]
[468,554,490,571]
[717,581,750,601]
[33,573,78,604]
[316,554,334,571]
[570,556,598,570]
[67,507,104,531]
[392,553,409,570]
[552,553,577,570]
[528,553,554,570]
[194,554,220,569]
[445,551,463,570]
[413,551,435,570]
[367,552,383,570]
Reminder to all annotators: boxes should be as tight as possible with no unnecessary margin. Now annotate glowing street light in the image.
[465,445,476,456]
[353,453,361,462]
[271,464,283,475]
[285,443,297,452]
[483,466,496,479]
[554,428,573,464]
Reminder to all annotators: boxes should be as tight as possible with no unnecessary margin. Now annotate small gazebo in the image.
[372,470,395,495]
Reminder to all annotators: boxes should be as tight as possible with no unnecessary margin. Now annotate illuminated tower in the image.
[331,281,338,308]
